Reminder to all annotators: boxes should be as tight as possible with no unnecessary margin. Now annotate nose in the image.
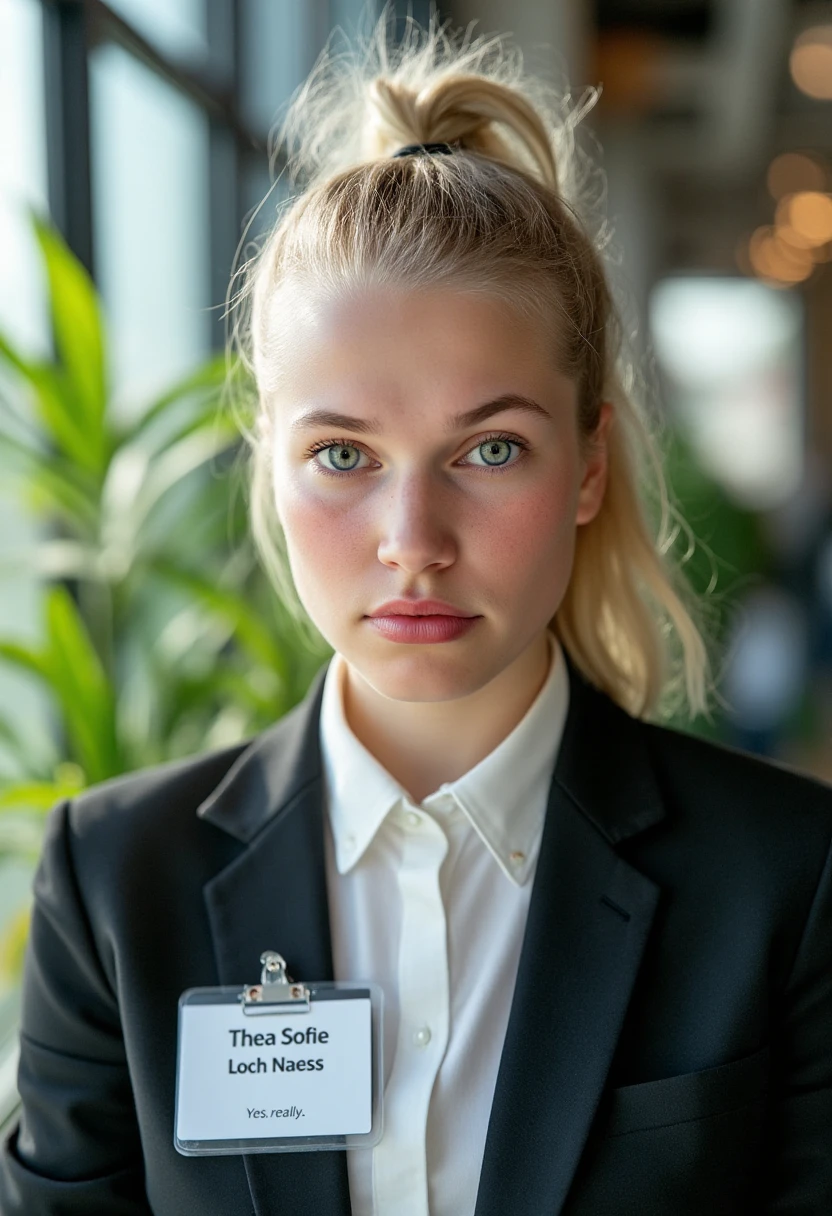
[375,473,457,571]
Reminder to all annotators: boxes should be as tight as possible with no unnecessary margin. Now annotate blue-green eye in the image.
[304,431,530,478]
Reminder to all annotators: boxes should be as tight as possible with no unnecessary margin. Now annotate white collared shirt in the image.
[319,629,570,1216]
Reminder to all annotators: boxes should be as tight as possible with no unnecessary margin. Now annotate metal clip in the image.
[240,951,311,1016]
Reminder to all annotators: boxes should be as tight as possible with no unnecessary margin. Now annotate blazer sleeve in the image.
[0,798,151,1215]
[763,821,832,1213]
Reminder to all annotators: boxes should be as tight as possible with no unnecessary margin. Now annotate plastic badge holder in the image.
[174,951,384,1155]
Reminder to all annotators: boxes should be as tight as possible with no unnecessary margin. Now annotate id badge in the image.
[174,951,383,1155]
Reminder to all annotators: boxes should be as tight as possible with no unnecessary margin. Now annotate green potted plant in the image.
[0,209,331,979]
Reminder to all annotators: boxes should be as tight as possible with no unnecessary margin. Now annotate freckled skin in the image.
[269,285,612,797]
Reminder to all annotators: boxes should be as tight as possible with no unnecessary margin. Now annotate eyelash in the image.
[303,431,531,479]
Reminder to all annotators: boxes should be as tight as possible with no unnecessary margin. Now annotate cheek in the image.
[479,477,579,585]
[274,471,370,588]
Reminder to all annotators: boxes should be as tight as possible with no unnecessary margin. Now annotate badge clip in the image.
[240,950,311,1016]
[176,966,384,1153]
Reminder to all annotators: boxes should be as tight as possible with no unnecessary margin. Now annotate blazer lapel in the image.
[474,658,665,1216]
[195,657,352,1216]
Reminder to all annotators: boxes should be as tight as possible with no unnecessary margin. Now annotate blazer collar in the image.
[195,658,331,843]
[195,651,666,1216]
[196,650,664,848]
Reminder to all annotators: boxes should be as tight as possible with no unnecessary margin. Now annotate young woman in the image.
[1,7,830,1215]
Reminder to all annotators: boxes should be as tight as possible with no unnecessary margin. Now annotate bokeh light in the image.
[748,225,815,285]
[790,24,832,100]
[767,151,828,200]
[786,191,832,244]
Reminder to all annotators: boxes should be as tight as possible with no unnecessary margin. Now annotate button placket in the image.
[372,815,449,1214]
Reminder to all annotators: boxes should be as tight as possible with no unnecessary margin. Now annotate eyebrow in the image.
[289,394,553,435]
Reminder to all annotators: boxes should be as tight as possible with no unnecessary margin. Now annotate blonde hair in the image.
[225,2,717,722]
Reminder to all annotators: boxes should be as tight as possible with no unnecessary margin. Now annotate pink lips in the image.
[367,598,476,618]
[365,614,481,644]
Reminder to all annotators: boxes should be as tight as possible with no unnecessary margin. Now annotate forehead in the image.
[265,282,569,417]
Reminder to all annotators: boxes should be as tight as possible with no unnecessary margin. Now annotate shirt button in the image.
[344,833,357,851]
[509,850,526,867]
[412,1025,432,1048]
[405,811,421,828]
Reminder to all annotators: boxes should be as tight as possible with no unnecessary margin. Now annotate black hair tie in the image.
[392,142,456,158]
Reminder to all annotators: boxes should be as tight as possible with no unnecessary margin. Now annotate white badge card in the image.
[174,957,383,1156]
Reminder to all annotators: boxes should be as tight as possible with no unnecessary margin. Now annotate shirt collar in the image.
[319,629,570,886]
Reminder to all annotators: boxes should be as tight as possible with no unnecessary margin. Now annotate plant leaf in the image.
[0,905,32,983]
[0,332,102,476]
[118,352,237,447]
[0,424,99,530]
[0,640,51,683]
[125,423,241,541]
[0,777,85,814]
[149,558,288,678]
[0,539,103,583]
[31,208,109,473]
[43,585,121,782]
[0,713,58,782]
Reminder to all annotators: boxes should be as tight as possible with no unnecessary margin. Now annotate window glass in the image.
[649,277,804,510]
[240,0,323,136]
[106,0,208,64]
[89,42,211,423]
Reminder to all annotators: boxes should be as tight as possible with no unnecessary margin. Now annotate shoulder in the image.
[641,717,832,808]
[42,735,262,908]
[638,717,832,872]
[65,737,251,847]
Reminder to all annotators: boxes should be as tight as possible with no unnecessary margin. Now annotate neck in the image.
[341,630,554,803]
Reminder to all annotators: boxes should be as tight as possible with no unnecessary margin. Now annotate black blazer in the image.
[1,652,831,1215]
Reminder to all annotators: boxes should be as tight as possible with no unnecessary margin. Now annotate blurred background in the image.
[1,0,831,1128]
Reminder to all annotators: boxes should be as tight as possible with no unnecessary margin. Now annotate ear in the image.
[575,401,614,526]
